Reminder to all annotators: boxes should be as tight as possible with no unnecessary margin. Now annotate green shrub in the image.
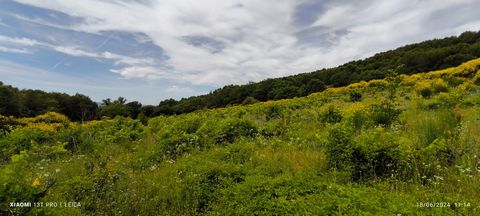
[265,105,283,120]
[325,124,354,170]
[351,129,409,181]
[259,121,284,138]
[97,117,144,144]
[321,106,343,124]
[160,133,201,159]
[349,91,363,102]
[242,96,258,105]
[214,118,258,144]
[0,115,17,135]
[349,110,370,131]
[0,152,45,215]
[418,86,433,98]
[368,102,402,126]
[0,129,51,164]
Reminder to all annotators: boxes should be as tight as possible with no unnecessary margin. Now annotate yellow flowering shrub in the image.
[347,81,368,90]
[431,78,449,92]
[22,122,66,133]
[325,86,349,94]
[342,102,366,114]
[16,112,70,132]
[18,112,70,125]
[415,80,434,98]
[366,79,388,88]
[414,78,449,98]
[399,74,419,86]
[428,58,480,78]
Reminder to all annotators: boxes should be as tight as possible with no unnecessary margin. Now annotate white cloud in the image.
[53,46,99,58]
[12,0,480,87]
[166,85,195,93]
[52,46,160,76]
[0,35,44,47]
[0,46,32,54]
[110,66,165,79]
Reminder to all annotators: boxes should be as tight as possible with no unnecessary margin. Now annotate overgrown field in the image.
[2,59,480,215]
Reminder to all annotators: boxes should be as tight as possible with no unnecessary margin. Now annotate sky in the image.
[0,0,479,104]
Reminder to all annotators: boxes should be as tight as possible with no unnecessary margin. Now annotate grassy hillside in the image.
[1,58,480,215]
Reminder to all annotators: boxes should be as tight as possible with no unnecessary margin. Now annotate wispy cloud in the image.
[166,85,195,94]
[52,46,161,77]
[0,35,44,47]
[0,46,32,54]
[0,33,161,77]
[13,0,480,87]
[53,46,99,58]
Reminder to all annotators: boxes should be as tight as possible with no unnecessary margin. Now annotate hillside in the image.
[1,31,480,120]
[1,58,480,214]
[158,31,480,114]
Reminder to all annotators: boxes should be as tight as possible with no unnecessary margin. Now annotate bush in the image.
[321,106,343,124]
[214,118,258,144]
[431,78,449,93]
[19,112,70,125]
[415,79,449,98]
[95,117,144,144]
[368,102,402,126]
[415,81,433,98]
[349,110,370,131]
[349,91,363,102]
[325,124,354,170]
[242,96,258,105]
[0,129,51,164]
[265,105,283,120]
[0,115,16,135]
[259,121,284,138]
[160,133,201,159]
[351,129,409,181]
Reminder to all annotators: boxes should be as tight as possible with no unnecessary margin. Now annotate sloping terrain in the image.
[1,59,480,215]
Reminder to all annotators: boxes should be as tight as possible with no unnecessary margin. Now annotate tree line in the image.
[1,31,480,120]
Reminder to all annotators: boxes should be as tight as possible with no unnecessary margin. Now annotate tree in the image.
[126,101,142,118]
[115,97,127,105]
[304,79,326,95]
[0,83,21,116]
[156,99,178,115]
[68,94,98,122]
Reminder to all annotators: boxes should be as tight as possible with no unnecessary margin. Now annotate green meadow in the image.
[2,59,480,215]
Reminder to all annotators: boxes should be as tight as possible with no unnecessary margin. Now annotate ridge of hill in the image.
[1,58,480,214]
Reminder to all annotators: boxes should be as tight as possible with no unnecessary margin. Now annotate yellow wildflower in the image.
[32,177,41,188]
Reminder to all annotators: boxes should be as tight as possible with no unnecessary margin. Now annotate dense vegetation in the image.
[165,31,480,114]
[0,83,147,122]
[1,59,480,215]
[2,31,480,119]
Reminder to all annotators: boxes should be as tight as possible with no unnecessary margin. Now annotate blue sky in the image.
[0,0,479,104]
